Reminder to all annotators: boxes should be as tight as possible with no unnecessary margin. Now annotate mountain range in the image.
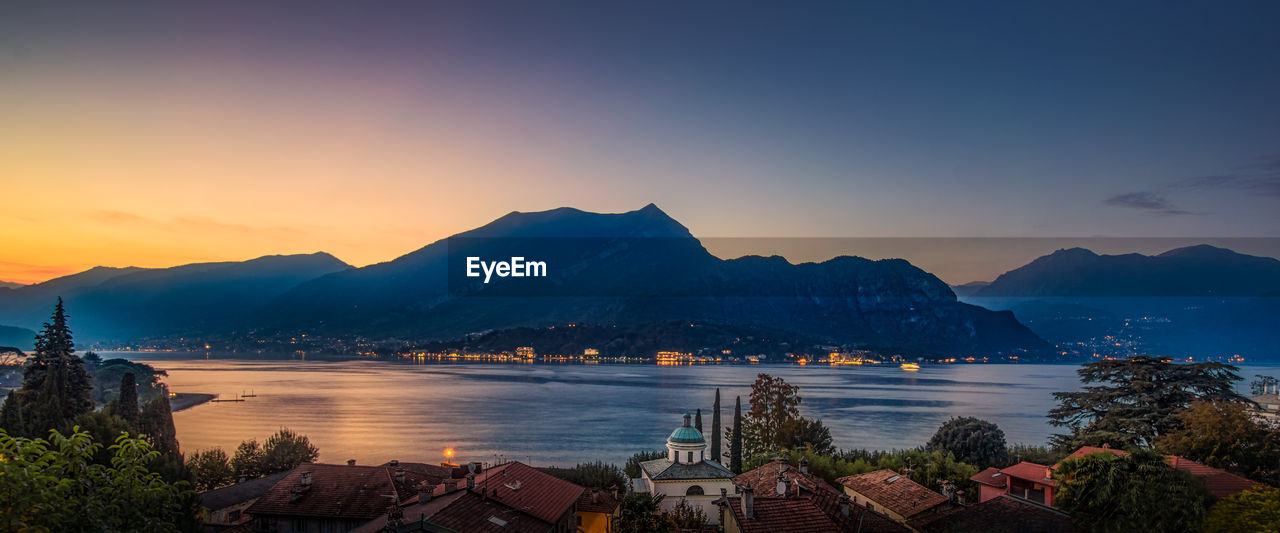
[969,245,1280,297]
[0,204,1045,356]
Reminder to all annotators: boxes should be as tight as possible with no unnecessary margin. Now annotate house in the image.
[359,461,584,533]
[198,471,290,532]
[836,470,950,522]
[1250,392,1280,423]
[575,487,619,533]
[908,494,1073,533]
[734,457,840,498]
[716,481,910,533]
[246,462,438,532]
[633,412,736,523]
[969,462,1057,506]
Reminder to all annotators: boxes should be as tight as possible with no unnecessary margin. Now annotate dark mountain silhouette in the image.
[973,245,1280,297]
[0,253,350,341]
[0,324,36,349]
[264,205,1047,355]
[950,281,990,297]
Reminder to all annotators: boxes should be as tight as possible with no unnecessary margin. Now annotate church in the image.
[632,413,737,523]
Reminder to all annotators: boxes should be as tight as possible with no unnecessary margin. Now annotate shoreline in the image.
[170,393,216,412]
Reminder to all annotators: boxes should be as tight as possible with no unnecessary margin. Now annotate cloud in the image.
[1103,192,1193,215]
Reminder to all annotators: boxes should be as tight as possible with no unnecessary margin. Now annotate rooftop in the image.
[999,462,1057,487]
[1167,456,1265,499]
[969,467,1006,489]
[668,412,706,444]
[576,488,620,515]
[248,463,435,520]
[640,457,735,481]
[836,470,948,519]
[198,471,291,511]
[735,459,840,497]
[909,495,1073,533]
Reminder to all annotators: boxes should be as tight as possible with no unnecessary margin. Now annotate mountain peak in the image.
[1157,244,1240,259]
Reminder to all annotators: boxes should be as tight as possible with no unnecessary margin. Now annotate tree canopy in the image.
[1048,356,1244,449]
[1158,400,1280,485]
[0,427,192,532]
[0,299,95,438]
[926,416,1008,469]
[1054,449,1210,533]
[1202,487,1280,533]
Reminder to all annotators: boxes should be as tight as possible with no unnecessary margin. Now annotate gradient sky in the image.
[2,1,1279,285]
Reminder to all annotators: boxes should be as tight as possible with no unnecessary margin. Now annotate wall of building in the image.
[652,479,736,525]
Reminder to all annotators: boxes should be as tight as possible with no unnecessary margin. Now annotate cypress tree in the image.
[115,372,140,428]
[711,388,721,463]
[140,387,180,456]
[695,408,703,434]
[16,298,94,436]
[0,389,23,434]
[730,395,743,474]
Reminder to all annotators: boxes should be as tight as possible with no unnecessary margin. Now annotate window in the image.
[687,451,693,463]
[686,485,704,496]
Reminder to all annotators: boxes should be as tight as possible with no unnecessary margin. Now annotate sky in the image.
[2,1,1279,285]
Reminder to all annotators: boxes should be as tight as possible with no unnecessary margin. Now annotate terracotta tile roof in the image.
[467,461,583,524]
[1058,445,1127,464]
[735,459,841,497]
[1167,456,1265,499]
[836,470,948,519]
[426,491,553,533]
[725,494,909,533]
[248,463,431,520]
[969,467,1006,489]
[576,488,619,514]
[382,461,454,484]
[909,495,1073,533]
[999,462,1057,487]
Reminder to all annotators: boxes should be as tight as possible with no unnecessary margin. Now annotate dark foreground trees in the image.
[1202,487,1280,533]
[0,298,94,438]
[186,428,320,490]
[1158,400,1280,486]
[1048,356,1243,449]
[1054,449,1210,533]
[0,428,191,532]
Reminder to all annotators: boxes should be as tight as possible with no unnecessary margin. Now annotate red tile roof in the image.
[465,461,583,524]
[909,495,1073,533]
[969,467,1007,489]
[735,459,841,498]
[999,462,1057,488]
[248,463,432,520]
[427,491,553,533]
[1058,445,1127,464]
[576,488,619,515]
[725,493,910,533]
[836,470,948,519]
[1167,456,1265,499]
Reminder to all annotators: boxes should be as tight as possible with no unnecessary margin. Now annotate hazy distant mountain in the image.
[264,204,1047,356]
[973,245,1280,297]
[0,280,26,289]
[0,324,36,349]
[0,253,350,341]
[950,281,990,297]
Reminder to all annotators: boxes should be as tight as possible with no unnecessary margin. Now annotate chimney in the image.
[466,473,476,490]
[839,494,851,518]
[1101,443,1110,449]
[389,459,399,467]
[347,459,357,466]
[300,471,312,487]
[418,483,434,503]
[591,489,600,504]
[394,468,406,484]
[799,456,809,475]
[743,484,754,520]
[957,490,966,506]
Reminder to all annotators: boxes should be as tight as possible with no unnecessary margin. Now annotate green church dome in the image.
[668,413,706,444]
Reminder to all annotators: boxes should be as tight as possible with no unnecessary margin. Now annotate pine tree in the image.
[710,388,722,463]
[0,390,23,434]
[114,372,140,428]
[730,396,743,474]
[695,408,703,434]
[7,299,94,437]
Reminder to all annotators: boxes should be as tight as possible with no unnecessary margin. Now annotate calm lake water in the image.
[116,353,1274,467]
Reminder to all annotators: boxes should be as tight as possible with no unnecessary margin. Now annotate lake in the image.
[118,353,1274,467]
